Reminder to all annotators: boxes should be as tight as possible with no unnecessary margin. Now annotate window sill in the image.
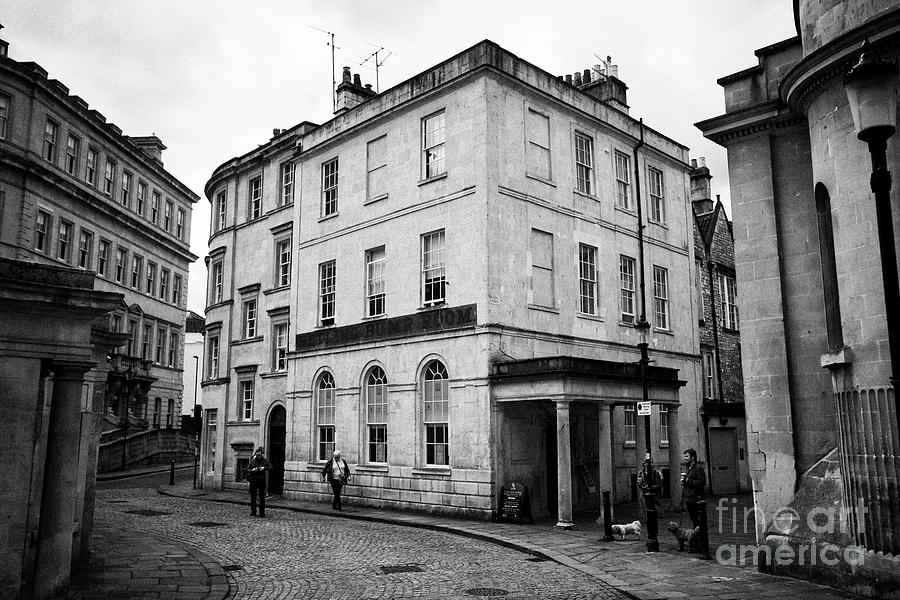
[201,376,230,387]
[266,203,293,217]
[263,285,290,296]
[722,326,740,334]
[231,336,264,347]
[412,467,451,478]
[316,322,336,329]
[659,442,670,448]
[618,319,636,328]
[653,327,674,336]
[362,313,388,321]
[260,371,287,379]
[527,304,559,315]
[227,420,260,426]
[318,212,339,223]
[614,205,637,216]
[524,173,555,187]
[418,302,446,311]
[206,299,234,311]
[623,441,636,448]
[417,173,447,186]
[356,464,389,473]
[364,193,389,205]
[648,219,669,229]
[576,312,604,322]
[572,188,597,200]
[306,462,327,472]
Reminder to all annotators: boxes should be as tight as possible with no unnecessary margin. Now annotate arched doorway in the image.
[267,405,286,494]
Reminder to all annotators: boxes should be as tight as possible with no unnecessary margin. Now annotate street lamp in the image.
[192,355,200,489]
[844,40,900,414]
[635,317,660,552]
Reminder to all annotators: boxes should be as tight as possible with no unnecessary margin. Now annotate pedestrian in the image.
[322,450,351,511]
[680,448,706,528]
[247,446,272,518]
[637,458,665,519]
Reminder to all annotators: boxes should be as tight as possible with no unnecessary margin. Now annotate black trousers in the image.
[685,500,701,528]
[330,480,344,510]
[250,480,266,516]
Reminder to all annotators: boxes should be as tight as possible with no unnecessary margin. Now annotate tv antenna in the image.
[593,53,613,76]
[310,25,341,111]
[358,43,394,92]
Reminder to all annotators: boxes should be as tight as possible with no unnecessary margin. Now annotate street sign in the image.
[637,401,651,416]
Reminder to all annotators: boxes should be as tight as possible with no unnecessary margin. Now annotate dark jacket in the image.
[682,462,706,502]
[637,465,663,494]
[322,458,350,484]
[246,454,272,482]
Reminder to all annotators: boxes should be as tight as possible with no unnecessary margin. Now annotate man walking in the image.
[247,446,272,518]
[322,450,351,511]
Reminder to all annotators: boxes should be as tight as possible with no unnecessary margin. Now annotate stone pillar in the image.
[667,405,683,503]
[555,400,574,529]
[33,362,91,600]
[597,404,614,494]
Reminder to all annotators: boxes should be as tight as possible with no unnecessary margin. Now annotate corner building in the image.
[203,41,703,525]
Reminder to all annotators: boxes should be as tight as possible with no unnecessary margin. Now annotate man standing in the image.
[247,446,272,518]
[681,448,706,528]
[322,450,351,511]
[637,458,665,519]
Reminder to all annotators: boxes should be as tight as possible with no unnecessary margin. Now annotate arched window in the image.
[423,360,449,466]
[316,372,335,460]
[366,366,388,463]
[815,183,843,351]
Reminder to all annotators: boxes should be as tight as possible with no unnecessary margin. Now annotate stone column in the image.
[597,404,614,494]
[33,362,91,600]
[667,405,683,504]
[555,400,575,529]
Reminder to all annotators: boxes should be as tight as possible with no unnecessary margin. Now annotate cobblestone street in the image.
[75,488,626,600]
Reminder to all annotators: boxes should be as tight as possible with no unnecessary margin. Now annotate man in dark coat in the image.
[247,446,272,518]
[681,448,706,527]
[322,450,351,511]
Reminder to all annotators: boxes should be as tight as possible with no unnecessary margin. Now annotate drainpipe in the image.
[634,119,647,325]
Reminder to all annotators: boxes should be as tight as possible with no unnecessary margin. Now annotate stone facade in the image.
[201,41,704,525]
[0,35,198,599]
[697,3,900,597]
[0,37,199,438]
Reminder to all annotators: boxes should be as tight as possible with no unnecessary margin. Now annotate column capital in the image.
[50,361,95,381]
[554,399,570,410]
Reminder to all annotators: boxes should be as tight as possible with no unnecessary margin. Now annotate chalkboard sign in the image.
[498,482,531,524]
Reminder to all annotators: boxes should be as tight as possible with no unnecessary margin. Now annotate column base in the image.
[555,521,575,530]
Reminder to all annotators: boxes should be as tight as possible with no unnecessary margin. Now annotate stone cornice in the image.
[695,100,805,146]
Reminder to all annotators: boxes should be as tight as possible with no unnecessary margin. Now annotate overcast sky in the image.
[5,1,797,315]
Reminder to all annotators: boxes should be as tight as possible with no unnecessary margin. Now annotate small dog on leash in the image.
[666,522,700,552]
[610,520,642,540]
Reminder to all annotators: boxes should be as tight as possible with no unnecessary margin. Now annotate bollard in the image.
[601,491,614,541]
[697,499,711,559]
[169,458,176,486]
[645,491,660,552]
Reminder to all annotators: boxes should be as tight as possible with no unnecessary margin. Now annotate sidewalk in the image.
[96,461,194,481]
[150,483,859,600]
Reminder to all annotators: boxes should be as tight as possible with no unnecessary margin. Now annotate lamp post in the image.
[636,317,660,552]
[192,355,199,489]
[844,41,900,423]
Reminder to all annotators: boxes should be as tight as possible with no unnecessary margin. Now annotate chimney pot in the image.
[565,74,573,85]
[365,83,372,91]
[573,72,582,86]
[342,66,351,82]
[583,69,591,83]
[699,157,706,168]
[353,73,361,86]
[273,128,281,136]
[691,158,698,168]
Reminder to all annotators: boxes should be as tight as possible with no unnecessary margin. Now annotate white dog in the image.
[610,520,642,540]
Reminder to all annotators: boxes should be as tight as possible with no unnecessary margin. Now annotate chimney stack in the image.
[690,156,714,214]
[334,66,377,116]
[129,135,166,166]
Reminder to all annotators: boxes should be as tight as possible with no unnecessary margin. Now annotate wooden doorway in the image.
[709,427,738,494]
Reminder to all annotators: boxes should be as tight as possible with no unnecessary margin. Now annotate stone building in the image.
[202,41,704,526]
[696,2,900,596]
[0,36,197,598]
[690,159,749,495]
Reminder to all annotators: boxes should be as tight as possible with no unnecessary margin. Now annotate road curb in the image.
[157,486,641,599]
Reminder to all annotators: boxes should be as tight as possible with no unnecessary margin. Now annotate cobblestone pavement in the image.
[78,488,627,600]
